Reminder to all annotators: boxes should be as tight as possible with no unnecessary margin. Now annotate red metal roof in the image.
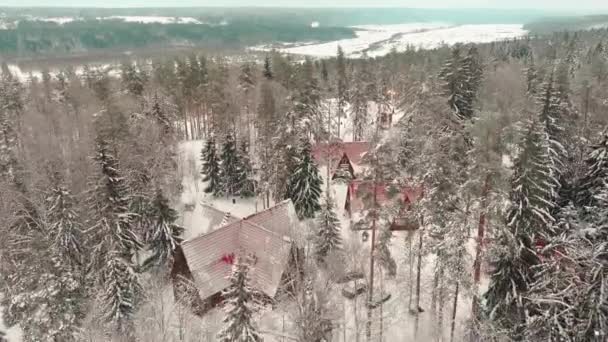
[312,142,370,168]
[180,200,298,300]
[346,180,423,214]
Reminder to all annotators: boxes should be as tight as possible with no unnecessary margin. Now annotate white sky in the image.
[0,1,607,11]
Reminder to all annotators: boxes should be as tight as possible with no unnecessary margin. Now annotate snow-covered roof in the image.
[200,203,240,232]
[312,142,370,171]
[243,199,298,238]
[346,180,423,214]
[180,200,298,299]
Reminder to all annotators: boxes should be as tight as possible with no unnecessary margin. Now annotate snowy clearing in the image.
[29,16,79,25]
[96,16,203,25]
[252,23,527,58]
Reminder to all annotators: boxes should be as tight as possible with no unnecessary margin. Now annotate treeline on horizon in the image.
[0,19,354,56]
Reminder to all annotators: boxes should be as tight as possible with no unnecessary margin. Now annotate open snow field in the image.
[97,16,204,25]
[253,23,527,58]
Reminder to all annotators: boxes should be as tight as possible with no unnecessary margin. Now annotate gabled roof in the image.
[180,200,298,299]
[312,142,370,168]
[346,180,423,214]
[200,203,240,232]
[243,200,298,238]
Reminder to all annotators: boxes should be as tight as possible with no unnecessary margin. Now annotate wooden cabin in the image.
[344,180,423,231]
[312,142,370,180]
[171,200,302,315]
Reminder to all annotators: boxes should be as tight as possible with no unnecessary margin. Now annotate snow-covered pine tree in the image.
[263,55,273,80]
[101,253,142,337]
[0,72,24,185]
[46,179,84,266]
[286,137,322,219]
[525,54,540,96]
[537,70,567,195]
[86,137,143,334]
[484,118,556,340]
[120,61,147,97]
[461,45,484,105]
[292,58,323,141]
[217,259,263,342]
[220,132,242,197]
[237,140,256,198]
[268,113,298,203]
[314,194,342,264]
[525,204,582,342]
[256,82,277,206]
[439,45,471,121]
[238,63,256,95]
[147,92,172,133]
[201,135,222,195]
[576,129,608,211]
[349,67,370,141]
[142,188,184,270]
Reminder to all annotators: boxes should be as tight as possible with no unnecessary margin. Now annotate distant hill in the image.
[524,15,608,35]
[0,7,557,57]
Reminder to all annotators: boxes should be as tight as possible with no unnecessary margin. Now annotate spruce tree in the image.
[237,140,256,198]
[142,188,184,270]
[101,253,142,337]
[484,118,555,340]
[46,181,84,266]
[201,136,222,195]
[439,46,470,120]
[147,93,172,133]
[263,56,273,80]
[526,54,540,96]
[292,58,323,140]
[220,133,242,197]
[87,137,142,334]
[217,259,263,342]
[286,138,322,219]
[314,194,342,264]
[577,130,608,210]
[537,70,567,192]
[439,45,483,121]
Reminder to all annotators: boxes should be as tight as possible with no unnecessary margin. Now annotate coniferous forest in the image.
[0,11,608,342]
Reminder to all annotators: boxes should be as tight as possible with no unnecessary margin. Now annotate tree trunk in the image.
[414,227,424,339]
[450,282,460,342]
[472,175,490,318]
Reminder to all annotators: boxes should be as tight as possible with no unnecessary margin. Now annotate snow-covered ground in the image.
[0,297,22,342]
[252,23,527,58]
[32,16,79,25]
[96,16,203,25]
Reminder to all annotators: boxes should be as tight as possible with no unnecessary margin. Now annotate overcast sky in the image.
[1,0,607,11]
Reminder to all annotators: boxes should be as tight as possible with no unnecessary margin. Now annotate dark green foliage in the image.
[439,45,483,121]
[577,130,608,210]
[237,141,256,198]
[286,138,322,219]
[484,119,555,340]
[314,195,342,264]
[220,133,242,197]
[217,260,263,342]
[142,189,184,270]
[263,56,273,80]
[201,136,222,196]
[0,19,355,56]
